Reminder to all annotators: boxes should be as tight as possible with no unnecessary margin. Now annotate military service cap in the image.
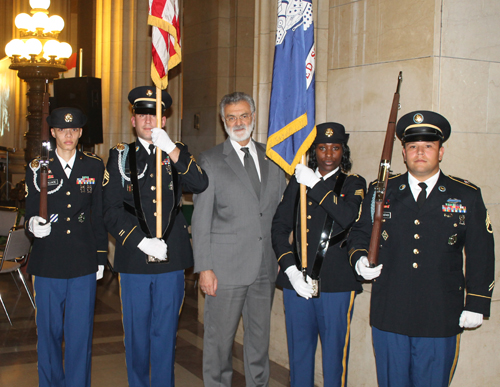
[47,107,87,128]
[396,110,451,144]
[128,86,172,115]
[314,122,349,144]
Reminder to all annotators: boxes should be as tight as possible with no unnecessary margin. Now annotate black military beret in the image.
[396,110,451,143]
[47,107,87,128]
[128,86,172,115]
[314,122,349,144]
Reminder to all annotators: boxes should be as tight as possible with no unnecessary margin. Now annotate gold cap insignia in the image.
[413,113,424,124]
[146,89,153,97]
[325,128,334,137]
[65,113,73,123]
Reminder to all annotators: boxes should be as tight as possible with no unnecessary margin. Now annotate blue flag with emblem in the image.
[266,0,316,175]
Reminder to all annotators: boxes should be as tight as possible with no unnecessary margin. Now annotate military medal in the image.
[442,198,466,213]
[459,215,465,225]
[77,176,95,193]
[78,213,85,223]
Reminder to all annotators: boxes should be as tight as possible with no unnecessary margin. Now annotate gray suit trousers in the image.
[202,262,275,387]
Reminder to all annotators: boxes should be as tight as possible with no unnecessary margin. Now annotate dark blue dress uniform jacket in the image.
[347,172,495,337]
[25,151,108,279]
[103,140,208,274]
[272,171,366,293]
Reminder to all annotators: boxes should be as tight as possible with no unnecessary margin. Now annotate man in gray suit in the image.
[192,92,286,387]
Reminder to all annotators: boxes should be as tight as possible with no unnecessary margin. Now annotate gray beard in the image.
[224,120,255,143]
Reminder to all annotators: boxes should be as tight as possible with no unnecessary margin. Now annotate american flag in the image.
[148,0,182,89]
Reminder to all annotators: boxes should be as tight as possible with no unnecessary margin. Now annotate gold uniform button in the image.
[414,234,420,239]
[413,262,418,269]
[153,199,157,203]
[66,191,71,196]
[66,217,70,222]
[413,249,419,254]
[154,212,157,216]
[306,229,310,233]
[150,173,154,178]
[67,204,71,208]
[151,186,156,191]
[414,219,420,225]
[308,201,312,205]
[307,215,311,219]
[454,223,458,227]
[66,230,71,234]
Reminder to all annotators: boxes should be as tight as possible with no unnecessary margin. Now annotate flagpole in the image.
[156,87,163,237]
[300,154,308,279]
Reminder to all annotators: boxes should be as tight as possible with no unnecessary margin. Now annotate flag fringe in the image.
[266,113,317,175]
[148,14,182,66]
[150,62,170,89]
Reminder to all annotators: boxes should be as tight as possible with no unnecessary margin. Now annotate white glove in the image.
[285,266,314,299]
[29,216,51,238]
[137,237,168,260]
[355,256,383,280]
[151,128,176,154]
[459,310,483,328]
[295,164,320,188]
[96,265,105,280]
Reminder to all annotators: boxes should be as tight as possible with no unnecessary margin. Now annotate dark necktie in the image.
[241,147,260,198]
[65,164,71,170]
[148,144,156,172]
[417,182,427,208]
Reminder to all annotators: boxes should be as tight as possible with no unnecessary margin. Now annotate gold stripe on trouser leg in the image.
[341,291,356,387]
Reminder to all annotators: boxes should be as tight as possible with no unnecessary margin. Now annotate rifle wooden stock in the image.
[39,90,50,222]
[367,72,402,267]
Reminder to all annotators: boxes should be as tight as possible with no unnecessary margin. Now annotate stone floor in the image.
[0,267,290,386]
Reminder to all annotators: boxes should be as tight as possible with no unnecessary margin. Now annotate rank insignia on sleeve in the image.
[486,211,493,233]
[50,214,58,223]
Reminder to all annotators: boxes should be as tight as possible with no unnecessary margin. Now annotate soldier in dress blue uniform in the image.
[25,107,108,387]
[347,111,495,387]
[272,123,366,387]
[103,86,208,387]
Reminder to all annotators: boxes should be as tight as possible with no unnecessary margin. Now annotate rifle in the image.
[39,84,51,222]
[367,72,403,267]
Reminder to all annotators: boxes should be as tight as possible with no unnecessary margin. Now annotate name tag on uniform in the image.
[383,212,391,219]
[48,179,59,186]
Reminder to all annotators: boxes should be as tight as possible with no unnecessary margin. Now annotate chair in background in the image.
[0,227,35,325]
[0,206,19,237]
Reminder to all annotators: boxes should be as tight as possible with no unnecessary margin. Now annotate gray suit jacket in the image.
[192,138,286,286]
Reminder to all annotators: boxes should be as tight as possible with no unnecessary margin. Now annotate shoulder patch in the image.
[447,175,478,190]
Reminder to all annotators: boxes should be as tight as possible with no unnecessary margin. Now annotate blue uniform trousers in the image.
[119,270,184,387]
[33,273,96,387]
[372,327,460,387]
[283,289,356,387]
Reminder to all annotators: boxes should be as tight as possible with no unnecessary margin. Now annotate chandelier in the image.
[5,0,72,68]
